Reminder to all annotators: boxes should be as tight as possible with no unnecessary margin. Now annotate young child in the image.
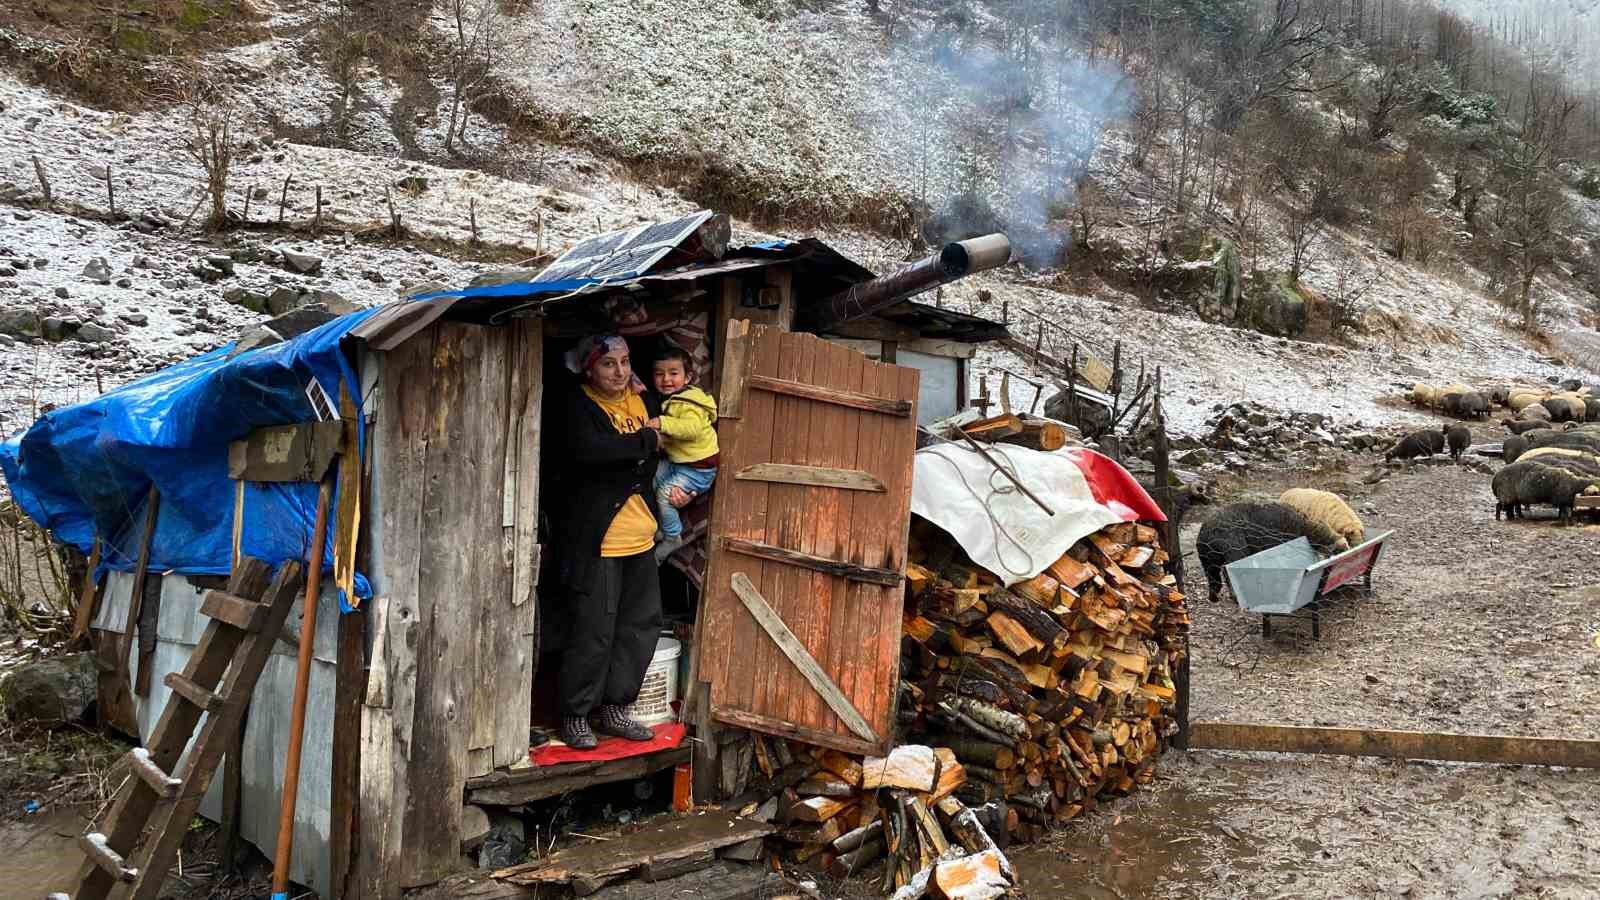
[651,347,719,561]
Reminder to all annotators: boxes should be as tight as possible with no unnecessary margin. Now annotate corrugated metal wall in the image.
[93,569,342,898]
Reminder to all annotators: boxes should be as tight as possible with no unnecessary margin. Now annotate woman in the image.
[553,334,666,749]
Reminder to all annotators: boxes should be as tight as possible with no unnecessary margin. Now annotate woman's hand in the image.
[667,486,695,508]
[644,417,662,431]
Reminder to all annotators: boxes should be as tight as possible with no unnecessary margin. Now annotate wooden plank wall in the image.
[359,319,542,894]
[698,327,919,756]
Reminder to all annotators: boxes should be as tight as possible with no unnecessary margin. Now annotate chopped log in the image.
[827,837,885,880]
[931,850,1011,900]
[816,749,864,787]
[932,736,1016,770]
[984,611,1044,662]
[796,778,858,798]
[792,796,854,824]
[948,697,1029,742]
[1047,553,1096,589]
[862,745,940,792]
[832,820,884,854]
[996,418,1069,452]
[923,748,967,803]
[907,797,949,856]
[934,700,1014,746]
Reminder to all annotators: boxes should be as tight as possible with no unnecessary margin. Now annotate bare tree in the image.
[319,0,371,146]
[442,0,509,155]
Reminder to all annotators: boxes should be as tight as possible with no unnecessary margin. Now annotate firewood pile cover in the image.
[748,518,1188,898]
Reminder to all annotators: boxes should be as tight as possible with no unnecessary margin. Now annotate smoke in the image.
[879,15,1132,267]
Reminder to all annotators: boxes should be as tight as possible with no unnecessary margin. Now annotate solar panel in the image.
[534,209,714,283]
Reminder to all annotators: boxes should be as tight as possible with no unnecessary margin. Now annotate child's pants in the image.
[655,459,718,539]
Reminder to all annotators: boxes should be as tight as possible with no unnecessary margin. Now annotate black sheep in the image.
[1440,392,1464,416]
[1503,434,1529,462]
[1492,460,1600,523]
[1384,429,1441,460]
[1485,386,1510,405]
[1196,502,1346,602]
[1586,402,1600,423]
[1444,423,1471,461]
[1526,430,1600,454]
[1503,418,1548,435]
[1458,392,1489,419]
[1543,397,1578,422]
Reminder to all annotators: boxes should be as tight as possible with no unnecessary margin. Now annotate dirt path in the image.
[1013,749,1600,899]
[1183,442,1600,740]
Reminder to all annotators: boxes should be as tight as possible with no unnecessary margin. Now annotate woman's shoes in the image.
[561,715,598,750]
[595,704,655,741]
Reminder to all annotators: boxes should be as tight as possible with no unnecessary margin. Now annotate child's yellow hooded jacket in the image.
[659,386,719,464]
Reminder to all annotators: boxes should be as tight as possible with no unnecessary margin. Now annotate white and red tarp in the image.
[911,443,1165,586]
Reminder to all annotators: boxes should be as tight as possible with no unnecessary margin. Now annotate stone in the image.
[75,322,116,343]
[40,316,75,341]
[0,265,14,277]
[82,256,112,284]
[204,254,235,276]
[0,333,13,347]
[280,250,323,274]
[132,255,153,269]
[1177,448,1210,465]
[32,257,47,268]
[115,277,133,289]
[160,278,183,289]
[54,286,70,299]
[119,313,148,326]
[266,287,306,315]
[396,174,430,193]
[224,287,270,313]
[3,653,97,727]
[0,306,39,337]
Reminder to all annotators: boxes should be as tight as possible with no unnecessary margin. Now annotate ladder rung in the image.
[79,832,138,882]
[200,589,268,632]
[164,672,225,711]
[126,747,182,799]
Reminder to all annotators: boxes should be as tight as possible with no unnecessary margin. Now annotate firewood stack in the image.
[763,743,1017,898]
[896,518,1190,843]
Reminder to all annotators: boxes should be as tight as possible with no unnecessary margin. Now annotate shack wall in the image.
[91,570,342,898]
[358,318,543,894]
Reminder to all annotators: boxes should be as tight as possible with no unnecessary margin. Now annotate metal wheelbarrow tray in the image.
[1224,528,1395,638]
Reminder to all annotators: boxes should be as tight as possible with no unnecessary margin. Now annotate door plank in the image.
[733,463,886,492]
[747,374,912,417]
[721,540,900,587]
[728,573,878,744]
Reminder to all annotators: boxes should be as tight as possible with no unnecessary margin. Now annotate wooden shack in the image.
[78,211,1012,898]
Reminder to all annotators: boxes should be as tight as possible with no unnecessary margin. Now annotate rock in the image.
[224,287,270,313]
[1177,448,1210,465]
[40,316,75,341]
[32,258,47,268]
[396,174,430,193]
[54,286,70,299]
[0,333,13,347]
[204,254,235,276]
[2,653,97,727]
[75,322,116,343]
[115,277,133,289]
[0,306,39,337]
[132,255,153,269]
[0,265,14,277]
[119,313,148,326]
[478,812,525,870]
[266,286,307,315]
[280,250,323,275]
[360,269,388,284]
[82,256,112,284]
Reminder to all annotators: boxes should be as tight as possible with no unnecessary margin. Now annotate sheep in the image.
[1503,434,1529,462]
[1440,392,1464,416]
[1483,385,1511,406]
[1409,383,1440,408]
[1503,418,1549,435]
[1444,423,1471,461]
[1492,460,1600,523]
[1586,401,1600,423]
[1385,429,1442,460]
[1526,430,1600,454]
[1278,489,1363,550]
[1196,501,1347,602]
[1522,403,1552,422]
[1509,392,1545,413]
[1543,397,1579,422]
[1457,392,1489,419]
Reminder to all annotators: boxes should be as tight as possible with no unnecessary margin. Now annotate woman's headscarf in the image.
[565,334,647,393]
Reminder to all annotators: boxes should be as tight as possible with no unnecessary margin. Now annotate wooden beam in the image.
[1188,722,1600,768]
[123,487,160,697]
[465,747,691,806]
[728,573,879,744]
[723,537,901,587]
[199,590,268,632]
[733,463,886,492]
[718,318,752,419]
[747,374,912,417]
[70,540,103,642]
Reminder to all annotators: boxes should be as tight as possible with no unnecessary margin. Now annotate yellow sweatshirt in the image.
[659,386,719,465]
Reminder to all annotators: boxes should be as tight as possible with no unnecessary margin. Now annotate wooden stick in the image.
[271,473,335,897]
[314,185,323,232]
[1188,722,1600,768]
[32,154,51,203]
[105,166,116,216]
[69,540,103,643]
[469,197,479,244]
[954,427,1054,516]
[278,173,293,223]
[121,487,161,692]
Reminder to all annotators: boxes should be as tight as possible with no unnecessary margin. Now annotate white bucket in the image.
[623,637,682,726]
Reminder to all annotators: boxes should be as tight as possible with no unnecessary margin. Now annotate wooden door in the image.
[697,324,919,756]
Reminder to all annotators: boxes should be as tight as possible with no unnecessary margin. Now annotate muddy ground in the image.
[1009,423,1600,899]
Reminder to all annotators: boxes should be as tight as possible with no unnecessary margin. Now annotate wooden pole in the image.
[1188,722,1600,768]
[271,474,334,898]
[121,487,161,693]
[32,154,52,203]
[955,427,1054,516]
[1067,344,1082,432]
[278,173,293,223]
[469,197,479,244]
[1150,368,1188,749]
[105,166,116,217]
[314,186,323,233]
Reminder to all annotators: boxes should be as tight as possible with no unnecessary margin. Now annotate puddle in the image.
[0,807,90,899]
[1013,766,1280,899]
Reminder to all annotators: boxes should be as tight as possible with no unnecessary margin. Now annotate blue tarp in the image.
[0,307,389,602]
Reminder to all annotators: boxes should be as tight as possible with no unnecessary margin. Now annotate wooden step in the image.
[199,589,268,632]
[163,672,225,711]
[126,748,181,800]
[79,832,138,883]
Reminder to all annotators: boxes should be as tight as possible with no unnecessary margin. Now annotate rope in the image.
[916,432,1038,579]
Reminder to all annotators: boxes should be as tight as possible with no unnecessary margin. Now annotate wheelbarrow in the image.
[1224,528,1394,639]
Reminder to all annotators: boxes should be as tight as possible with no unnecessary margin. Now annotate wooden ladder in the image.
[72,555,305,900]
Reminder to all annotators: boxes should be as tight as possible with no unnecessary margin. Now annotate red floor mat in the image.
[530,722,687,766]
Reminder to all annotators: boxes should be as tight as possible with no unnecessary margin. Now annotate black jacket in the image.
[552,384,663,584]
